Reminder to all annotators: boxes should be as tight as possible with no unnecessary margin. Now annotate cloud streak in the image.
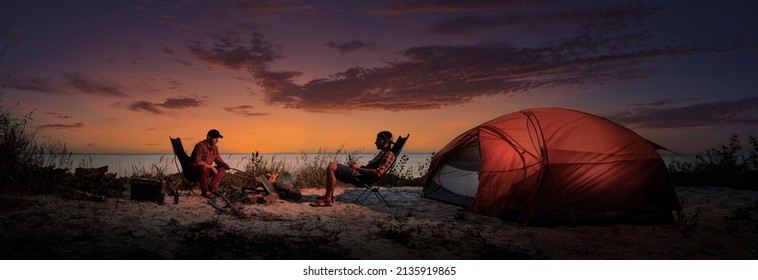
[385,0,529,14]
[325,40,380,55]
[128,97,205,114]
[224,105,268,117]
[8,72,128,97]
[37,122,85,130]
[606,98,758,129]
[387,1,665,36]
[45,112,74,119]
[235,0,313,14]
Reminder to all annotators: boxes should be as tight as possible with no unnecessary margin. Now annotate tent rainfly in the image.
[421,108,682,225]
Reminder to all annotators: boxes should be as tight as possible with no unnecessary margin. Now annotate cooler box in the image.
[130,178,166,203]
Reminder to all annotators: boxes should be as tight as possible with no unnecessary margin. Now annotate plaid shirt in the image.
[362,150,395,178]
[190,140,226,167]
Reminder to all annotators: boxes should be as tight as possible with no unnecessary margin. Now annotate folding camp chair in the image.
[351,134,409,207]
[169,137,198,195]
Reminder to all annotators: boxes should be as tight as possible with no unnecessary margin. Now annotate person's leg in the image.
[323,162,338,202]
[313,163,355,206]
[208,167,227,193]
[327,163,358,201]
[193,165,211,194]
[192,166,217,197]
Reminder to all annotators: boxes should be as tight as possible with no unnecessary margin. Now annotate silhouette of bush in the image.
[668,134,757,190]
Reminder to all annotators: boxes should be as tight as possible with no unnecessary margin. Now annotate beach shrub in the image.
[724,207,754,234]
[293,146,359,188]
[0,45,71,192]
[241,151,291,177]
[378,152,434,187]
[0,104,73,192]
[668,134,758,190]
[129,155,173,179]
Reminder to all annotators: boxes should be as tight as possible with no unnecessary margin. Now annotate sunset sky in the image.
[1,0,757,154]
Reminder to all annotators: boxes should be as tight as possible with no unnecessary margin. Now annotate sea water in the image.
[69,153,436,178]
[68,151,691,178]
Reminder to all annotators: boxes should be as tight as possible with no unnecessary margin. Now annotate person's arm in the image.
[351,163,380,177]
[212,146,229,169]
[352,151,395,177]
[215,155,230,169]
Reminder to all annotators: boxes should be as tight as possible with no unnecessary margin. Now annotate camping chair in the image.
[169,137,198,195]
[351,134,409,207]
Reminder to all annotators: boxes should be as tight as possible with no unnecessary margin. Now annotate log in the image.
[221,192,240,215]
[264,192,280,203]
[207,198,225,212]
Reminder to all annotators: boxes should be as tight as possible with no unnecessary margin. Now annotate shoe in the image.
[309,197,332,207]
[201,191,216,199]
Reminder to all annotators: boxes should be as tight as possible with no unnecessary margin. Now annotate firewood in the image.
[207,198,224,212]
[264,192,280,203]
[221,193,240,215]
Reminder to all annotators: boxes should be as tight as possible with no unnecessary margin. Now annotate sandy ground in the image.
[1,185,757,260]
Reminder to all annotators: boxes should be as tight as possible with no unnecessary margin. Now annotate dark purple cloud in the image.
[546,2,666,33]
[606,98,758,129]
[429,14,510,35]
[633,99,674,107]
[188,28,280,71]
[325,40,380,55]
[427,2,664,35]
[44,112,74,119]
[160,97,203,109]
[37,122,84,130]
[189,28,739,112]
[235,0,313,14]
[61,72,128,97]
[224,105,268,117]
[9,72,128,97]
[7,76,59,94]
[128,97,205,114]
[186,2,756,115]
[255,36,729,112]
[129,101,163,114]
[385,0,528,13]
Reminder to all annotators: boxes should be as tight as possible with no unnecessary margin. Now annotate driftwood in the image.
[221,192,240,215]
[263,192,279,202]
[71,189,105,202]
[74,165,109,177]
[207,198,224,213]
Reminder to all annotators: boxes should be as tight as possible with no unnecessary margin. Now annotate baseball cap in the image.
[207,129,223,138]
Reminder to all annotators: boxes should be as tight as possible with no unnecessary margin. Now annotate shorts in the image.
[334,163,357,183]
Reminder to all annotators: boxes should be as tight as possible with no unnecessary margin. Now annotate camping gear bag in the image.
[130,178,166,203]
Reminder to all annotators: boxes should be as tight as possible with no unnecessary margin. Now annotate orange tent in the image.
[421,108,682,225]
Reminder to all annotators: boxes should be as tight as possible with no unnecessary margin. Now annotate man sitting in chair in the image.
[310,131,396,207]
[191,129,230,198]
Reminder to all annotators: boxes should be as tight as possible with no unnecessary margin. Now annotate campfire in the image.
[206,172,302,217]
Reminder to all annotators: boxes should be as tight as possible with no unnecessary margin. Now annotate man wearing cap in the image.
[190,129,230,198]
[311,131,396,207]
